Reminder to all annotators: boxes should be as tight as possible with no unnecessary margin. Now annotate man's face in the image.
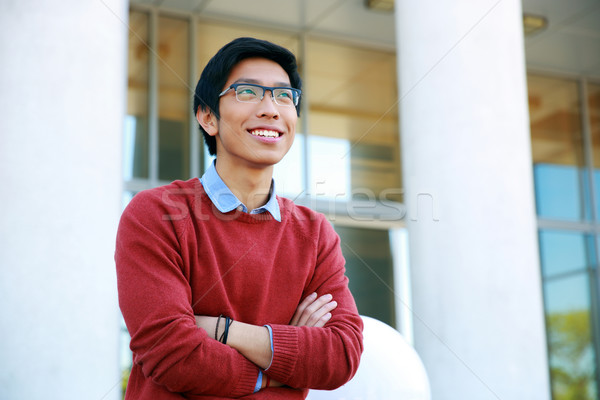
[212,57,298,169]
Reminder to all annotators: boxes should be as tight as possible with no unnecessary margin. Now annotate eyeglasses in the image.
[219,83,301,107]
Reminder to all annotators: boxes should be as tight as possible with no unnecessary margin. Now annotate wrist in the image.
[214,315,233,344]
[226,321,272,369]
[262,373,271,389]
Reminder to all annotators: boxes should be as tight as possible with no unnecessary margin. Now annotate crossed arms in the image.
[194,292,338,389]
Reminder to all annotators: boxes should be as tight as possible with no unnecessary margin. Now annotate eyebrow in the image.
[233,78,292,87]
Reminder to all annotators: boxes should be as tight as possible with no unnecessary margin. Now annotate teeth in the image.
[250,129,280,138]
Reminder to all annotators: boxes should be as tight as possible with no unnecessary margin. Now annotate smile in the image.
[249,129,281,138]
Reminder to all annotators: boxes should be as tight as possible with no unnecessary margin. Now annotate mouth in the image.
[248,129,282,138]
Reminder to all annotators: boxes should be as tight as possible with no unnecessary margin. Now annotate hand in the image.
[290,292,337,327]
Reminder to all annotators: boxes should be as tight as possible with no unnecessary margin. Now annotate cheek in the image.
[285,112,298,131]
[284,132,296,153]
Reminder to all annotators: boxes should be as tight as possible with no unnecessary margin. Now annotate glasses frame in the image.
[219,83,301,107]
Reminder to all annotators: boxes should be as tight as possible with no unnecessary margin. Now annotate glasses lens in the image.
[272,88,296,106]
[235,85,260,102]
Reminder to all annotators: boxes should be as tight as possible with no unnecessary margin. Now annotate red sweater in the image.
[115,179,363,399]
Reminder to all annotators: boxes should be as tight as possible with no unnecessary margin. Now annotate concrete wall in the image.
[0,0,127,398]
[395,0,551,398]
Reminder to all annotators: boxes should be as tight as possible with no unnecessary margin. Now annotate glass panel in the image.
[534,164,585,221]
[126,10,149,180]
[306,39,401,202]
[529,75,587,221]
[589,83,600,218]
[273,134,305,198]
[196,22,303,187]
[334,225,395,328]
[120,317,132,397]
[196,23,300,71]
[590,83,600,168]
[120,190,137,396]
[309,135,350,198]
[544,274,598,400]
[539,230,591,278]
[158,16,190,181]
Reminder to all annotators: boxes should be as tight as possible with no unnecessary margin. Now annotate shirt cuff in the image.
[263,324,274,370]
[254,370,263,393]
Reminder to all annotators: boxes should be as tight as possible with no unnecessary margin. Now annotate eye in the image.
[274,89,295,105]
[236,85,259,97]
[276,89,292,98]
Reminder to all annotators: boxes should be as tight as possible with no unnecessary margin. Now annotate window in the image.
[125,10,149,181]
[529,75,586,221]
[335,225,396,328]
[306,39,402,202]
[529,74,600,400]
[157,16,190,181]
[539,231,598,400]
[590,83,600,219]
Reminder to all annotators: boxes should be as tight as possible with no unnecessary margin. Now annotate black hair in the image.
[193,37,302,156]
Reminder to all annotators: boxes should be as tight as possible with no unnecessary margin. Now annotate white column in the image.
[0,1,126,399]
[395,1,550,399]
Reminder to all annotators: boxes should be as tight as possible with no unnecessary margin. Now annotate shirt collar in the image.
[199,160,281,222]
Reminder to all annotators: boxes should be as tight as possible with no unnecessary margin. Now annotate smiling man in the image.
[115,37,363,399]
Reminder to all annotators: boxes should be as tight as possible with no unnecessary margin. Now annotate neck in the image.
[214,159,274,211]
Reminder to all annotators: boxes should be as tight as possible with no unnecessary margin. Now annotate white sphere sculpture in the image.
[307,315,430,400]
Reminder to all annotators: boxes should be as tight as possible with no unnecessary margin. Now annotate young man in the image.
[115,37,363,399]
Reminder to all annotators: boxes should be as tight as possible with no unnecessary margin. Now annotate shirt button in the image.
[237,205,243,211]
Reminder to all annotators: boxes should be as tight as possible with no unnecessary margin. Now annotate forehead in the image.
[226,57,290,87]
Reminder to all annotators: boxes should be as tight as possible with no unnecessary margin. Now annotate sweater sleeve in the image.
[265,214,364,390]
[115,189,258,397]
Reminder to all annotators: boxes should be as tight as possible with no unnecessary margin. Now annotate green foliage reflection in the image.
[547,310,597,400]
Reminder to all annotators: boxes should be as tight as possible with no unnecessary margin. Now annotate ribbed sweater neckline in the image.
[191,179,281,225]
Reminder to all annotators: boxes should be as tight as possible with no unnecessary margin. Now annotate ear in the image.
[196,108,218,137]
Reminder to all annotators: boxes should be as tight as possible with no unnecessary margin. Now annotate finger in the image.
[305,301,337,327]
[290,292,317,326]
[299,294,333,324]
[297,293,333,326]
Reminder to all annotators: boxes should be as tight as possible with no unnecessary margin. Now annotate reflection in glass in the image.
[544,274,598,400]
[306,39,401,202]
[538,228,599,400]
[538,230,591,278]
[335,226,395,328]
[119,317,132,396]
[529,75,587,221]
[196,22,299,70]
[125,10,149,180]
[534,164,585,221]
[589,83,600,217]
[308,135,351,199]
[273,134,305,198]
[158,16,190,182]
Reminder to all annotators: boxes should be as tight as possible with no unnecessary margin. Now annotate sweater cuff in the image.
[264,324,274,369]
[263,324,299,382]
[231,361,261,398]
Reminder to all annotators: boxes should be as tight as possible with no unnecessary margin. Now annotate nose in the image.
[256,89,279,118]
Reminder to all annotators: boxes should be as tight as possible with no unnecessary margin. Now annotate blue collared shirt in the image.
[199,160,281,222]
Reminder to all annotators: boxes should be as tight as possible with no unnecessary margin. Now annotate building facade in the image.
[1,0,599,399]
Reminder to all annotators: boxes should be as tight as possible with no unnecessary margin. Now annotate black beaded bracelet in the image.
[215,315,223,341]
[220,316,232,344]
